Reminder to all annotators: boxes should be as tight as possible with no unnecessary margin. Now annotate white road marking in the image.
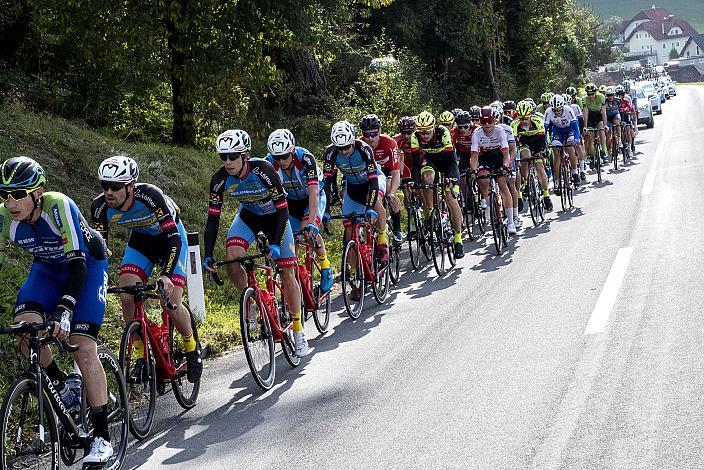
[642,115,672,195]
[584,247,634,335]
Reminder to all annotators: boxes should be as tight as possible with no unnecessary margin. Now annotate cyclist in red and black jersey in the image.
[393,116,418,213]
[615,85,637,154]
[360,114,404,243]
[450,111,474,174]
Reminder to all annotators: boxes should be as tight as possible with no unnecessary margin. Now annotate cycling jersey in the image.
[265,147,323,201]
[545,106,580,143]
[410,125,454,155]
[582,93,605,113]
[618,97,634,114]
[604,97,621,118]
[393,133,416,180]
[471,126,509,171]
[323,139,380,209]
[370,134,399,176]
[570,104,583,118]
[450,127,473,154]
[512,116,547,156]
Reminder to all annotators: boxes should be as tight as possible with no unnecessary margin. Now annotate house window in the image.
[698,46,701,55]
[676,42,680,47]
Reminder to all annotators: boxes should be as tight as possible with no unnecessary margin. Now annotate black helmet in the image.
[451,108,464,117]
[359,114,382,131]
[502,100,516,111]
[454,111,472,125]
[0,156,46,192]
[397,116,416,132]
[468,105,481,120]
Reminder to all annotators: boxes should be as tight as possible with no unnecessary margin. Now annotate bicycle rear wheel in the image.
[489,192,503,255]
[0,377,59,470]
[595,145,603,183]
[429,208,446,276]
[408,207,421,270]
[341,239,364,319]
[388,219,400,285]
[119,320,156,439]
[240,287,276,390]
[170,305,201,408]
[462,182,475,241]
[611,133,618,171]
[528,172,540,226]
[98,346,129,468]
[372,243,390,304]
[560,164,569,212]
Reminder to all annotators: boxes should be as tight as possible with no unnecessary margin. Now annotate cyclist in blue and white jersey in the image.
[544,94,581,192]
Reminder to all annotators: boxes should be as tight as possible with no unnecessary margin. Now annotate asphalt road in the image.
[124,86,704,470]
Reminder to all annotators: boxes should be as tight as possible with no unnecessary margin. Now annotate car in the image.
[660,77,676,96]
[633,87,654,129]
[637,81,662,114]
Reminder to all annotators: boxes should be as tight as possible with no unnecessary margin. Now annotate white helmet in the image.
[267,129,296,156]
[489,100,504,116]
[562,93,572,104]
[98,156,138,183]
[215,129,251,153]
[549,94,565,110]
[330,121,355,147]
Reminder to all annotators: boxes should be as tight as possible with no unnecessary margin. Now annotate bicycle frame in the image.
[293,231,320,312]
[243,259,289,343]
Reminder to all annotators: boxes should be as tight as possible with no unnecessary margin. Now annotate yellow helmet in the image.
[598,84,607,93]
[416,111,436,130]
[438,111,454,127]
[516,101,533,119]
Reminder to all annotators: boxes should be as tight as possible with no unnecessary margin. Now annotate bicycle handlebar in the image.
[294,229,320,250]
[0,321,79,353]
[107,281,176,310]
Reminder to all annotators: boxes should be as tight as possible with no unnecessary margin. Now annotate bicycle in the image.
[584,127,604,183]
[459,170,486,240]
[402,179,431,271]
[0,321,129,469]
[620,120,632,165]
[384,196,402,285]
[332,212,390,320]
[293,229,331,335]
[550,143,575,212]
[475,170,509,255]
[418,172,456,277]
[212,234,300,391]
[607,121,620,171]
[109,279,200,440]
[522,152,546,226]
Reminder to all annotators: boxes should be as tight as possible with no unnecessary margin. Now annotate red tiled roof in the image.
[625,18,697,42]
[631,7,674,22]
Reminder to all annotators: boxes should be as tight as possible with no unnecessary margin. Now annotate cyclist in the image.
[265,129,333,293]
[544,94,581,191]
[582,82,609,164]
[598,84,608,95]
[0,156,113,463]
[323,121,388,267]
[502,101,517,124]
[564,93,588,181]
[410,111,465,258]
[451,110,475,175]
[203,130,309,357]
[512,101,553,211]
[468,106,482,127]
[438,111,455,129]
[393,116,418,212]
[615,85,636,155]
[470,107,516,235]
[359,114,404,244]
[490,102,521,227]
[604,86,622,161]
[622,81,638,152]
[566,86,581,109]
[536,92,553,115]
[92,156,202,383]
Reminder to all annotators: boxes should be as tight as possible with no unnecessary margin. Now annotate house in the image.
[681,33,704,59]
[621,5,698,65]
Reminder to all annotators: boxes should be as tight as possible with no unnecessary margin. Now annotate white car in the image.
[632,87,654,128]
[636,81,662,114]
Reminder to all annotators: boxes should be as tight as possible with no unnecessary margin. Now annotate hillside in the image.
[579,1,704,32]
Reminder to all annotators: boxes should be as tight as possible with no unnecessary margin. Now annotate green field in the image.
[579,1,704,33]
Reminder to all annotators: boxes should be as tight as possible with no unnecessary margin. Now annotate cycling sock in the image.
[46,360,67,386]
[319,252,330,269]
[91,405,111,442]
[292,312,303,333]
[182,332,196,353]
[132,338,145,359]
[391,210,401,233]
[542,189,550,197]
[377,229,388,245]
[454,231,462,243]
[579,160,586,172]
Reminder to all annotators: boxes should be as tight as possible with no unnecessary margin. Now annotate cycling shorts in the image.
[550,127,575,146]
[342,173,387,218]
[457,151,471,174]
[619,112,632,125]
[477,149,504,172]
[287,191,327,233]
[14,258,109,341]
[424,153,460,182]
[226,209,297,268]
[606,112,620,128]
[586,112,603,129]
[121,221,188,288]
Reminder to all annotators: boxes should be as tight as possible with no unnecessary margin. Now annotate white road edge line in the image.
[584,247,634,335]
[641,114,672,195]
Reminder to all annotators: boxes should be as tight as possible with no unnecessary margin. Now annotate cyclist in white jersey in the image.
[544,95,581,191]
[490,101,521,228]
[564,93,587,181]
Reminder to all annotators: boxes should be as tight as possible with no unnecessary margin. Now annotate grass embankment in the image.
[0,102,345,387]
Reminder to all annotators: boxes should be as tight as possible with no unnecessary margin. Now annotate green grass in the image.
[579,0,704,32]
[0,101,347,388]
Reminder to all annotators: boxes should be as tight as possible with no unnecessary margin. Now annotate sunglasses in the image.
[272,153,292,161]
[587,92,596,96]
[219,152,245,161]
[363,131,379,138]
[0,188,35,201]
[401,130,414,136]
[336,144,353,151]
[457,125,471,129]
[419,130,433,136]
[100,181,127,192]
[480,119,494,125]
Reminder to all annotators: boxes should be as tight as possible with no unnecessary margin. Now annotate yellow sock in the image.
[292,312,303,333]
[454,231,462,243]
[133,338,145,360]
[182,332,196,353]
[377,230,388,245]
[542,189,549,197]
[319,252,330,269]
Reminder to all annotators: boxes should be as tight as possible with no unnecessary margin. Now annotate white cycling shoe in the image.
[84,437,113,464]
[294,331,309,358]
[507,223,517,235]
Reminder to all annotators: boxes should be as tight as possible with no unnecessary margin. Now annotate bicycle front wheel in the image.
[341,239,364,319]
[462,182,475,241]
[408,207,422,270]
[527,172,540,226]
[119,320,156,439]
[489,192,503,255]
[98,346,129,469]
[170,305,201,408]
[271,278,300,368]
[429,209,446,276]
[240,287,276,390]
[560,164,569,212]
[312,267,331,334]
[372,241,390,304]
[0,377,59,470]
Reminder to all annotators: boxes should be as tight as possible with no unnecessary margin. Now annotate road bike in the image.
[0,321,128,469]
[585,127,604,183]
[384,196,402,285]
[213,234,300,391]
[418,172,456,277]
[551,143,575,212]
[459,170,486,240]
[402,179,431,271]
[522,152,546,226]
[476,170,509,255]
[293,229,331,334]
[110,280,200,439]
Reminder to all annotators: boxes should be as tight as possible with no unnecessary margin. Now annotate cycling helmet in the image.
[540,92,553,103]
[416,111,436,130]
[549,94,565,110]
[503,100,516,111]
[562,93,572,104]
[516,101,533,118]
[566,86,577,96]
[397,116,416,132]
[468,106,481,120]
[451,108,463,117]
[490,106,502,122]
[330,121,356,146]
[0,156,46,191]
[267,129,296,156]
[98,156,139,183]
[454,111,472,125]
[479,106,494,124]
[359,114,381,131]
[438,111,455,127]
[216,129,251,153]
[605,86,615,96]
[615,85,625,95]
[585,83,597,94]
[489,100,504,115]
[598,84,608,93]
[622,81,631,93]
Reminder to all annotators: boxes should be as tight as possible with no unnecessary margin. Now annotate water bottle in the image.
[65,373,82,412]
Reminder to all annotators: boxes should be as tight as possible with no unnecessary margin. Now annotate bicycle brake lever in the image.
[211,271,224,286]
[156,279,176,310]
